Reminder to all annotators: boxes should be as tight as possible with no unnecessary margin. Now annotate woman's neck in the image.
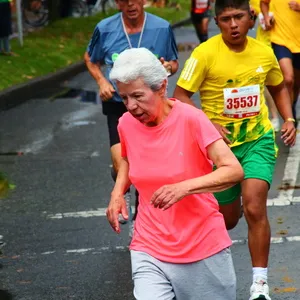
[147,98,174,127]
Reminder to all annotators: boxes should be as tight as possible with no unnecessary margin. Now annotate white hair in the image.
[109,48,168,92]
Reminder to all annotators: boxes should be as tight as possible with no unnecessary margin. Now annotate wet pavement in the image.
[1,22,300,300]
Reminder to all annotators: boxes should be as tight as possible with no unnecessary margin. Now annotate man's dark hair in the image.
[215,0,250,16]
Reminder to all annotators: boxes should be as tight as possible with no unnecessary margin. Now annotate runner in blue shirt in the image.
[84,0,179,237]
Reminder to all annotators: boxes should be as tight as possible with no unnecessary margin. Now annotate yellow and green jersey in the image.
[177,34,283,148]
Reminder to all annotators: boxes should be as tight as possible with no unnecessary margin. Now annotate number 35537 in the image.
[226,95,258,109]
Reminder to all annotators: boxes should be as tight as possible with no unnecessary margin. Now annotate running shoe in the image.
[271,118,280,132]
[249,277,271,300]
[0,236,5,255]
[129,220,135,239]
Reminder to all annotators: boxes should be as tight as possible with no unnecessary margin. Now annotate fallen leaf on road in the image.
[17,280,32,285]
[277,230,288,235]
[277,217,284,224]
[283,276,294,283]
[66,260,78,264]
[273,287,298,293]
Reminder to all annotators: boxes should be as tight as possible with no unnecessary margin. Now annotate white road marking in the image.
[37,235,300,256]
[66,248,94,254]
[21,132,53,154]
[277,122,300,203]
[41,251,56,255]
[19,106,99,154]
[46,206,136,219]
[46,125,300,219]
[46,197,300,219]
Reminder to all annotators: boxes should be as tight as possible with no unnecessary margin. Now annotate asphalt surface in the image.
[1,23,300,300]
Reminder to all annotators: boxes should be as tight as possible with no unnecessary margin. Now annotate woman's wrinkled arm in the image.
[111,157,131,197]
[150,139,244,210]
[106,157,132,233]
[182,139,244,195]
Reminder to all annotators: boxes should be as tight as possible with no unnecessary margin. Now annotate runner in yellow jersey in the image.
[261,0,300,126]
[173,0,296,299]
[250,0,280,131]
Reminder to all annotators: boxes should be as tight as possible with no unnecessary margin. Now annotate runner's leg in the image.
[293,61,300,125]
[242,178,271,300]
[242,179,270,268]
[191,12,209,43]
[131,250,175,300]
[131,249,236,300]
[241,130,276,299]
[219,196,241,230]
[214,168,242,230]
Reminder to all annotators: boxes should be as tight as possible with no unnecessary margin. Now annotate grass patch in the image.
[0,3,190,91]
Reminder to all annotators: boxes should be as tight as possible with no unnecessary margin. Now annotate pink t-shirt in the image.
[118,99,232,263]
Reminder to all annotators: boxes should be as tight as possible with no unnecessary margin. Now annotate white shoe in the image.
[249,277,271,300]
[271,118,280,132]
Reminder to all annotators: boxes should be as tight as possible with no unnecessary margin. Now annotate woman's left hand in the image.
[150,183,186,210]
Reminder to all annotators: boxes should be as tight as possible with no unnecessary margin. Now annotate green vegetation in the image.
[0,2,190,91]
[0,172,15,199]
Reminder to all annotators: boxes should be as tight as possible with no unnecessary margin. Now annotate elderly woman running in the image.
[106,48,244,300]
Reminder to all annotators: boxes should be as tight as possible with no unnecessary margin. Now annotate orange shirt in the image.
[118,100,232,263]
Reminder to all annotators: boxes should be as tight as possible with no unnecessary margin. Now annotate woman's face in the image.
[117,78,166,126]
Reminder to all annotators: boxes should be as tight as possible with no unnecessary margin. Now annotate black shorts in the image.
[103,101,127,147]
[191,10,211,22]
[272,43,300,70]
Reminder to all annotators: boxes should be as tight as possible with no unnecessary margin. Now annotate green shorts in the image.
[214,130,278,205]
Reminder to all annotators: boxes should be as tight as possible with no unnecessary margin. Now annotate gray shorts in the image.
[131,248,236,300]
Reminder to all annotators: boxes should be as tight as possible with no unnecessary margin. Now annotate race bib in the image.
[223,85,260,119]
[195,0,208,9]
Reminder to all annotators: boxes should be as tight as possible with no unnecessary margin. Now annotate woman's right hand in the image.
[106,193,128,233]
[98,79,115,101]
[212,122,232,144]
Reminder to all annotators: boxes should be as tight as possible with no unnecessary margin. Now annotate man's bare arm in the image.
[84,52,115,101]
[267,82,296,146]
[260,0,273,30]
[173,85,195,106]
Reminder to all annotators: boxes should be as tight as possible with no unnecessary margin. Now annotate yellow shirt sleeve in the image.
[177,47,208,93]
[265,52,284,86]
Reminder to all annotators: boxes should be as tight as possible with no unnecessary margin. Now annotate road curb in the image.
[0,17,191,111]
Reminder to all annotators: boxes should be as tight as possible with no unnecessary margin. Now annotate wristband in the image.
[285,118,296,123]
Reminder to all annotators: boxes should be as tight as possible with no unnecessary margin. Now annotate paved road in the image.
[1,23,300,300]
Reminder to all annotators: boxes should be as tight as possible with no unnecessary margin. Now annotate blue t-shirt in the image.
[87,12,178,103]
